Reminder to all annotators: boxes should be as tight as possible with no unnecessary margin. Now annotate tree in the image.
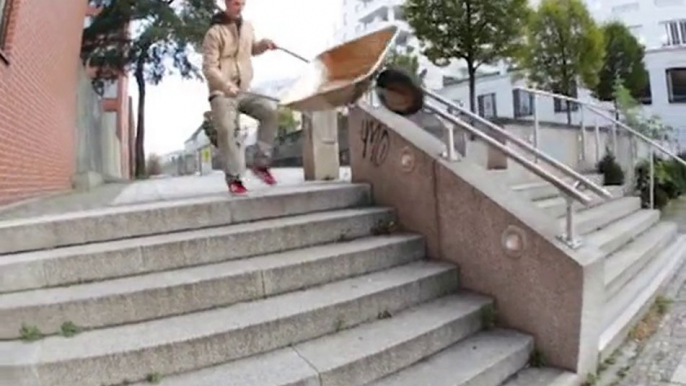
[277,108,298,137]
[522,0,604,124]
[385,48,421,81]
[404,0,530,114]
[594,22,647,102]
[613,78,672,141]
[147,153,162,176]
[81,0,217,178]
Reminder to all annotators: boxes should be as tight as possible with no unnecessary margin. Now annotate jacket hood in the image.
[211,12,242,25]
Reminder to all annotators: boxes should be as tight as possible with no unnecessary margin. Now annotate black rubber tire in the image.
[374,67,425,116]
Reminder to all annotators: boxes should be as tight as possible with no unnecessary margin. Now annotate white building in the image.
[438,0,686,146]
[334,0,499,90]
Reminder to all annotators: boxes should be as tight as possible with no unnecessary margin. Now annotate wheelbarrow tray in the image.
[279,25,400,112]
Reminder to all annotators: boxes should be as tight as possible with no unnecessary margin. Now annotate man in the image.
[202,0,278,194]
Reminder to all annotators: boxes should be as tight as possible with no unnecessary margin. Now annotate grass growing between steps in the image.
[584,296,673,386]
[627,296,672,341]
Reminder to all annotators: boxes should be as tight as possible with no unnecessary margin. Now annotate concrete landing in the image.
[0,168,352,221]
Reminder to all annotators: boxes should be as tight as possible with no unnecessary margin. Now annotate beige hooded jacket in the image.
[201,12,269,98]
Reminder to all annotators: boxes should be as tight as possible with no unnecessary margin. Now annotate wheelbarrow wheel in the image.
[375,67,425,116]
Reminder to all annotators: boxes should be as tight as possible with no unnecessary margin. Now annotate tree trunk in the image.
[565,100,572,126]
[134,64,146,179]
[467,61,477,115]
[467,62,478,140]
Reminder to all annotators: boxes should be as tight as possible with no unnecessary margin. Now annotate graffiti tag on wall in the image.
[360,119,390,167]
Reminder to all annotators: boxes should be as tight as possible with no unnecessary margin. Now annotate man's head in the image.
[224,0,245,19]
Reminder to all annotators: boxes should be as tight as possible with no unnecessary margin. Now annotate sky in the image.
[130,0,343,156]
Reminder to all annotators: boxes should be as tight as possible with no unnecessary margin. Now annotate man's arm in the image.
[202,27,236,95]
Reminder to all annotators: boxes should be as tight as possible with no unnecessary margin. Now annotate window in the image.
[0,0,11,51]
[553,84,579,113]
[477,93,497,118]
[611,2,639,14]
[663,19,686,46]
[513,90,535,117]
[667,68,686,103]
[637,76,652,105]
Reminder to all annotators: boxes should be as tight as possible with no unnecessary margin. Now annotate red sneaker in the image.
[227,180,248,195]
[251,167,277,186]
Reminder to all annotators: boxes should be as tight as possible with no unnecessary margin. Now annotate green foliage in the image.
[635,154,686,209]
[597,149,625,186]
[385,49,421,81]
[60,321,82,338]
[19,324,43,342]
[613,80,672,140]
[595,22,647,101]
[403,0,530,112]
[522,0,604,123]
[82,0,218,178]
[277,108,298,138]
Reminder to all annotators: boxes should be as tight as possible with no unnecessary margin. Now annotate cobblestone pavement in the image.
[616,261,686,386]
[615,197,686,386]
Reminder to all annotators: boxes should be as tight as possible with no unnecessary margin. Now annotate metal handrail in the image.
[419,99,591,248]
[427,103,591,204]
[515,86,686,209]
[516,86,686,168]
[514,86,616,113]
[425,89,613,200]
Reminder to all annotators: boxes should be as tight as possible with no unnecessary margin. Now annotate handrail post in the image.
[649,147,655,209]
[612,121,618,156]
[579,104,586,164]
[447,127,457,161]
[559,194,581,249]
[594,117,601,164]
[533,93,540,163]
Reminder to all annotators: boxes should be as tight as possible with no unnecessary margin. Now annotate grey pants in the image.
[209,94,277,180]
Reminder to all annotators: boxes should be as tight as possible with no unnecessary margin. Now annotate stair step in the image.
[0,207,394,293]
[535,185,624,218]
[600,234,686,357]
[0,235,425,339]
[0,183,371,255]
[0,261,459,386]
[128,293,491,386]
[585,210,660,257]
[564,197,641,236]
[501,367,579,386]
[367,330,533,386]
[605,222,677,301]
[512,174,603,201]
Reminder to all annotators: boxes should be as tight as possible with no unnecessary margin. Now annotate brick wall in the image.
[0,0,88,205]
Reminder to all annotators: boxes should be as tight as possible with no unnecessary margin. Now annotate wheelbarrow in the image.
[203,24,409,146]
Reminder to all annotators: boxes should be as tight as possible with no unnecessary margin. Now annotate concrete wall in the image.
[74,65,126,188]
[0,0,89,205]
[348,103,604,375]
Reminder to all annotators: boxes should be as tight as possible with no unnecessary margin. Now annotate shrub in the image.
[597,149,625,186]
[634,155,686,210]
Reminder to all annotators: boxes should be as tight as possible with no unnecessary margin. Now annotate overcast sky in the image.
[131,0,343,156]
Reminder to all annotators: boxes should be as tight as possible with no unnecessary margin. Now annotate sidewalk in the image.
[0,167,352,221]
[614,197,686,386]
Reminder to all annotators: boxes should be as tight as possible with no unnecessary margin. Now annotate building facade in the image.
[438,0,685,148]
[84,6,133,179]
[0,0,90,205]
[334,0,498,90]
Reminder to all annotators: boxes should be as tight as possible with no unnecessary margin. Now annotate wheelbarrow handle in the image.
[277,47,309,63]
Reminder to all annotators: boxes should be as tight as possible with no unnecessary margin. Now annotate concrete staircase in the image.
[0,183,575,386]
[511,174,686,358]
